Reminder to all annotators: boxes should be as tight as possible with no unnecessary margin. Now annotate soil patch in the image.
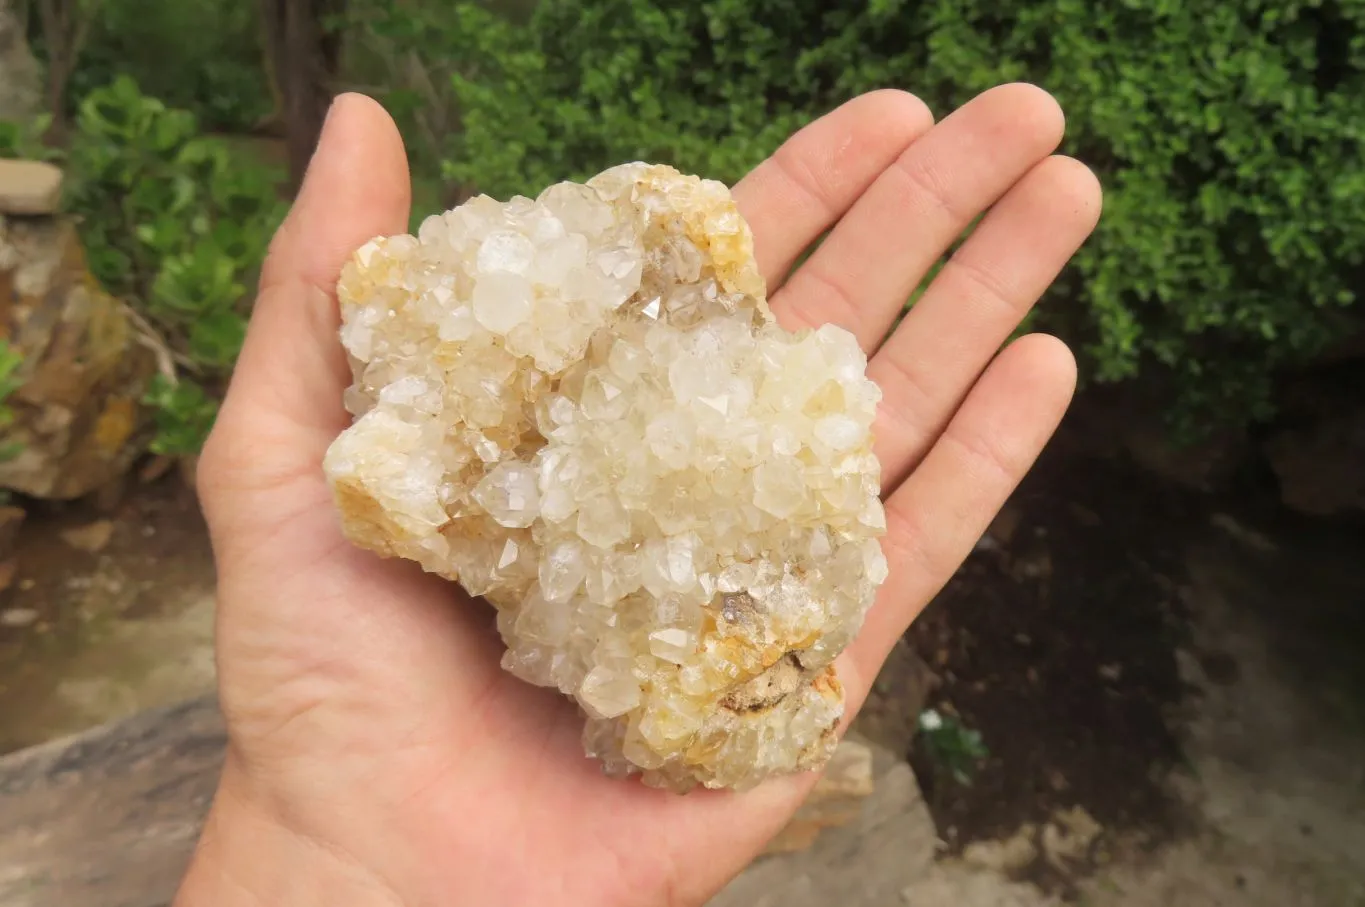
[906,448,1196,890]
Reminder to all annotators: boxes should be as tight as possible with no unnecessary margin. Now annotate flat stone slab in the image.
[0,699,943,907]
[0,159,63,215]
[712,742,942,907]
[766,736,876,854]
[0,695,224,907]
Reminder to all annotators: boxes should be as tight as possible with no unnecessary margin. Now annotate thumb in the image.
[199,94,411,527]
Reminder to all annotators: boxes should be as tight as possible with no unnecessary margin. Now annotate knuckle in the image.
[943,422,1019,489]
[892,151,959,221]
[771,140,838,222]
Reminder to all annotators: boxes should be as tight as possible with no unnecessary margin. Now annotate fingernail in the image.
[322,94,344,130]
[299,97,345,195]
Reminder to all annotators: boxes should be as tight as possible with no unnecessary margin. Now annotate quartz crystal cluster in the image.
[323,163,889,791]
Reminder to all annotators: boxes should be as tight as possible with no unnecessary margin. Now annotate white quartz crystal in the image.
[323,163,888,791]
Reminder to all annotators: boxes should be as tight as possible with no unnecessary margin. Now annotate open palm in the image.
[182,87,1100,907]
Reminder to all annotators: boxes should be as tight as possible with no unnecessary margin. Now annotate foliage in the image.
[441,2,812,199]
[341,0,536,184]
[48,0,273,132]
[916,708,989,787]
[60,76,285,452]
[141,374,220,456]
[0,114,58,160]
[0,342,25,463]
[440,0,1365,431]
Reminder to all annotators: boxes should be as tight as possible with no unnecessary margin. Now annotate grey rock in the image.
[0,695,225,907]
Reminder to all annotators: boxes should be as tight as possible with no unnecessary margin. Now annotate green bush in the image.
[440,0,1365,430]
[341,1,534,180]
[141,374,222,457]
[0,341,25,464]
[0,114,58,160]
[61,76,286,453]
[66,0,272,132]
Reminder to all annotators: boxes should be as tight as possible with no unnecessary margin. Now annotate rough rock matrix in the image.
[0,215,156,500]
[324,163,888,791]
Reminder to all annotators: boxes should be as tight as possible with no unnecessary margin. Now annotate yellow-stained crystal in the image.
[323,164,888,791]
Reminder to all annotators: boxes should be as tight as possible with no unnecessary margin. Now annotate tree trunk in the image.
[260,0,346,191]
[31,0,106,141]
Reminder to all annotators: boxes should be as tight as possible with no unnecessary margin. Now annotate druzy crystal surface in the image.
[323,163,889,791]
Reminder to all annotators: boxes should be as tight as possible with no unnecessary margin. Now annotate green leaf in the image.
[142,375,219,456]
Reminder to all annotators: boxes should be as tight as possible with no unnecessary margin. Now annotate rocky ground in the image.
[1,433,1363,906]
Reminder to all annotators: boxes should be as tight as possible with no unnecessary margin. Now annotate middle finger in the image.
[770,83,1066,351]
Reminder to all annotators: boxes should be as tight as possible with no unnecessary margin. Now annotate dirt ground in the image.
[817,443,1365,906]
[902,455,1195,895]
[1,443,1364,906]
[0,477,216,755]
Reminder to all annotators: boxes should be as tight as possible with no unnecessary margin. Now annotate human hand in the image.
[177,86,1099,907]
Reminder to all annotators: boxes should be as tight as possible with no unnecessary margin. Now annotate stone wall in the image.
[0,170,158,500]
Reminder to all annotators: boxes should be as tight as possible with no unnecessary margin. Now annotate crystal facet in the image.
[323,163,888,791]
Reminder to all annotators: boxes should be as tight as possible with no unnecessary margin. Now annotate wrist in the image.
[174,753,403,907]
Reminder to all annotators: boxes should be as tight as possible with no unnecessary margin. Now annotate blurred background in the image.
[0,2,1362,905]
